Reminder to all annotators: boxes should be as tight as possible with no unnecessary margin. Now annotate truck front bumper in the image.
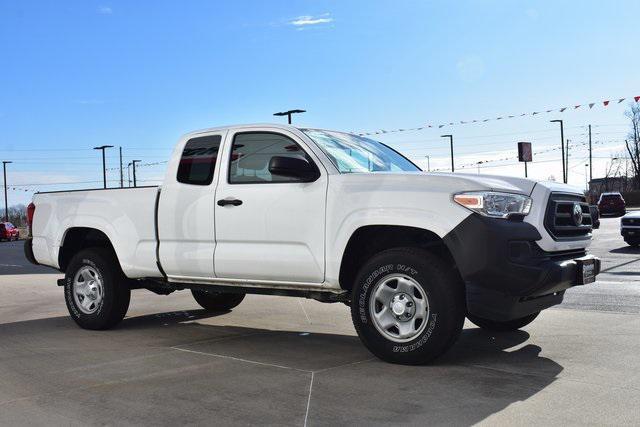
[444,215,600,321]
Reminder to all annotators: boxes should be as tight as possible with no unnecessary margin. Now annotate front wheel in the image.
[625,239,640,248]
[191,290,245,311]
[351,248,465,365]
[467,312,539,332]
[64,248,131,330]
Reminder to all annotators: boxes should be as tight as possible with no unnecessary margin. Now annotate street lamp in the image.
[550,120,566,183]
[93,145,114,189]
[2,161,12,222]
[441,135,454,172]
[425,155,430,172]
[131,160,141,187]
[273,109,306,124]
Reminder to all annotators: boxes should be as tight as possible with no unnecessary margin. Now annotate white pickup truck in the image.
[25,124,600,364]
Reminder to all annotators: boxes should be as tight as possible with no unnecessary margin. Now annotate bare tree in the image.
[624,103,640,189]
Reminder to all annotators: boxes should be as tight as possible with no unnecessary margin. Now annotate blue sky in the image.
[1,1,639,204]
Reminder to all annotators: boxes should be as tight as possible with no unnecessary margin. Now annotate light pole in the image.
[425,155,430,172]
[131,160,141,187]
[441,135,454,172]
[127,162,132,187]
[550,120,566,183]
[119,147,123,188]
[2,161,12,222]
[93,145,114,189]
[273,109,306,124]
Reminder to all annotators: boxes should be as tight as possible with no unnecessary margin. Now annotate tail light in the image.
[27,202,35,237]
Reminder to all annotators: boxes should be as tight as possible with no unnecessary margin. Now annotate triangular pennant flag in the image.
[618,98,625,103]
[496,117,503,120]
[604,100,610,106]
[560,107,567,112]
[635,96,640,102]
[438,125,444,128]
[449,122,454,125]
[589,103,595,109]
[546,110,553,113]
[532,112,539,115]
[508,115,515,118]
[483,119,490,122]
[574,105,581,109]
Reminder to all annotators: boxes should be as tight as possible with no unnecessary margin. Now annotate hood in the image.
[623,210,640,218]
[431,172,537,195]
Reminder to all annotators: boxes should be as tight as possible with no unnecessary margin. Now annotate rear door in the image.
[213,128,327,284]
[158,131,225,279]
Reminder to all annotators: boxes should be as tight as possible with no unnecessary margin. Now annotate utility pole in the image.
[441,135,454,172]
[131,160,141,187]
[425,155,430,172]
[2,161,12,222]
[550,120,566,183]
[273,109,306,124]
[119,147,124,188]
[127,162,132,187]
[93,145,113,189]
[566,139,570,184]
[589,125,593,181]
[585,164,589,192]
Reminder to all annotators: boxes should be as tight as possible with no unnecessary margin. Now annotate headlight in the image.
[453,191,532,219]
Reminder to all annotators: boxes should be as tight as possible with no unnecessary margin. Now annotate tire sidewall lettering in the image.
[66,258,106,319]
[358,261,438,353]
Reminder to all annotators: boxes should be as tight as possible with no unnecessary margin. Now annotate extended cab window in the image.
[177,135,221,185]
[229,132,314,183]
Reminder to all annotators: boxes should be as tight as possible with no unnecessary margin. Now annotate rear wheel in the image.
[467,312,539,332]
[64,248,131,330]
[191,290,245,311]
[350,247,465,365]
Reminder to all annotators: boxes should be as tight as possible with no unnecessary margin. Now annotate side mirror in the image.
[268,156,320,182]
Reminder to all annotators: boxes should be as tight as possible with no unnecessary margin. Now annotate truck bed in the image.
[31,186,163,278]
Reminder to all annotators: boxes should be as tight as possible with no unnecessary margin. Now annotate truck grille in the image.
[544,193,592,240]
[622,217,638,226]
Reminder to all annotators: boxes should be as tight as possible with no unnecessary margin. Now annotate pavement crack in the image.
[170,346,311,373]
[303,372,314,427]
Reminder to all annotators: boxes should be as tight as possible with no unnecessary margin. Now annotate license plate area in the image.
[576,257,597,285]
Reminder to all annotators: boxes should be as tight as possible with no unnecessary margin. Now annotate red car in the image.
[597,192,626,216]
[0,222,20,241]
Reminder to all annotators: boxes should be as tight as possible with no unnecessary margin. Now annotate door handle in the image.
[217,198,243,207]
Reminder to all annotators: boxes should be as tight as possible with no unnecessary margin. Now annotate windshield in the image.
[302,129,420,173]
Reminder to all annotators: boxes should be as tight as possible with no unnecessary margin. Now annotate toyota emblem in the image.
[572,203,583,226]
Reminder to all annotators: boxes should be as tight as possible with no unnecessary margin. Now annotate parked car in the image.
[589,205,600,229]
[597,192,626,216]
[0,222,19,241]
[621,211,640,247]
[24,124,601,365]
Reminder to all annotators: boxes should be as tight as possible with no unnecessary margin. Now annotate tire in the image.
[467,312,539,332]
[350,247,465,365]
[191,290,245,311]
[625,239,640,247]
[64,248,131,330]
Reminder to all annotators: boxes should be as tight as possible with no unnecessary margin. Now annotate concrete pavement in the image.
[0,217,638,425]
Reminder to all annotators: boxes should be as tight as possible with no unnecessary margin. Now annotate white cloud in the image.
[74,99,105,105]
[98,6,113,15]
[289,14,333,27]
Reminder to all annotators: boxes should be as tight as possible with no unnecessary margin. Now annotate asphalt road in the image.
[0,219,638,426]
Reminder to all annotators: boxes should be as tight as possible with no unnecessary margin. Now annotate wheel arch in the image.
[338,225,460,291]
[58,227,122,273]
